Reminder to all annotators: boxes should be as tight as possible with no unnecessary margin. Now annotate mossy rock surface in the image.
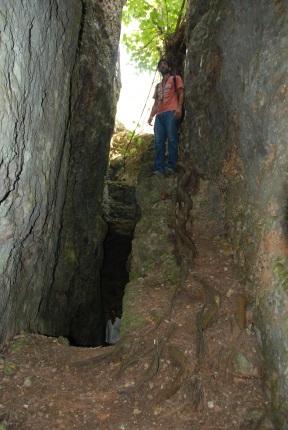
[121,146,180,336]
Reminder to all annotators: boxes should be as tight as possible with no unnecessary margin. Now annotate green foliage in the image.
[111,129,149,159]
[3,361,17,376]
[122,0,187,71]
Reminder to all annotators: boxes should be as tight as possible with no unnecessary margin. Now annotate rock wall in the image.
[0,0,82,342]
[184,0,288,426]
[0,1,124,347]
[38,0,124,346]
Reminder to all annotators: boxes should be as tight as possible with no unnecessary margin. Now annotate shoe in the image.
[165,168,176,176]
[153,170,164,177]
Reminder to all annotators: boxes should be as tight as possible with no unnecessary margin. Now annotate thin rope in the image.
[122,69,158,169]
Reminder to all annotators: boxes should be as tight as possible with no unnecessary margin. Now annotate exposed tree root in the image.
[143,284,182,336]
[193,274,221,365]
[175,158,202,291]
[196,305,206,361]
[118,325,176,395]
[116,344,154,380]
[183,374,205,411]
[73,280,182,372]
[73,336,132,369]
[154,344,189,402]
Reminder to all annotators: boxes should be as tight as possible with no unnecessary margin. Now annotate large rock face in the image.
[184,0,288,426]
[0,1,124,346]
[0,0,82,342]
[38,0,125,346]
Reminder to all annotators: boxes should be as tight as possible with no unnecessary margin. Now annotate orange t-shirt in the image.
[154,75,184,115]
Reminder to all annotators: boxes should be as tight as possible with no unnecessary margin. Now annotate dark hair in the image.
[157,58,170,69]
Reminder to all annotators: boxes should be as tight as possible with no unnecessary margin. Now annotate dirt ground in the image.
[0,174,274,430]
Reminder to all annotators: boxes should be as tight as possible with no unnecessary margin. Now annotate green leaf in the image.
[122,0,186,71]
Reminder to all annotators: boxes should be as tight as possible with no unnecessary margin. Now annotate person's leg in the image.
[154,113,167,173]
[166,111,180,171]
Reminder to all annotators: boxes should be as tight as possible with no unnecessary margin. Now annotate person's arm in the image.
[175,75,184,119]
[148,99,158,125]
[148,85,159,125]
[175,88,184,119]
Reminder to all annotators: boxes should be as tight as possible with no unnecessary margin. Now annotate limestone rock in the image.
[37,0,125,346]
[0,0,81,343]
[185,1,288,425]
[0,0,125,347]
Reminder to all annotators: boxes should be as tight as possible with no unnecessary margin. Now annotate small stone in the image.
[57,336,70,345]
[133,408,141,415]
[124,381,135,388]
[207,401,214,409]
[23,377,32,387]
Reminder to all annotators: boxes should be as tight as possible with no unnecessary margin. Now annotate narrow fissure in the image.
[67,178,140,347]
[101,180,140,345]
[101,226,132,343]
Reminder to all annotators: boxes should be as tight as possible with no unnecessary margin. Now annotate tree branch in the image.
[175,0,187,33]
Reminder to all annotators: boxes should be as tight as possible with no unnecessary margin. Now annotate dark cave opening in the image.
[68,182,139,347]
[100,181,139,345]
[67,227,133,348]
[101,226,133,341]
[67,226,134,347]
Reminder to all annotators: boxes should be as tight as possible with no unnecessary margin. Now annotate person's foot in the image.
[153,170,164,177]
[165,167,176,176]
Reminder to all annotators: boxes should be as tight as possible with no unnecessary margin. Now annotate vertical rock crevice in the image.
[101,180,140,327]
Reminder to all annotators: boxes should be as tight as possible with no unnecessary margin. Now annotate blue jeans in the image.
[154,111,180,173]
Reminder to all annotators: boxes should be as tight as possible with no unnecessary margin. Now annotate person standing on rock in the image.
[148,58,184,176]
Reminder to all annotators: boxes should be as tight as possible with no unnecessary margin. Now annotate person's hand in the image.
[175,107,182,119]
[148,116,153,126]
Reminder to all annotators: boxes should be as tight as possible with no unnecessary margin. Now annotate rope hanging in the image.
[122,68,158,169]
